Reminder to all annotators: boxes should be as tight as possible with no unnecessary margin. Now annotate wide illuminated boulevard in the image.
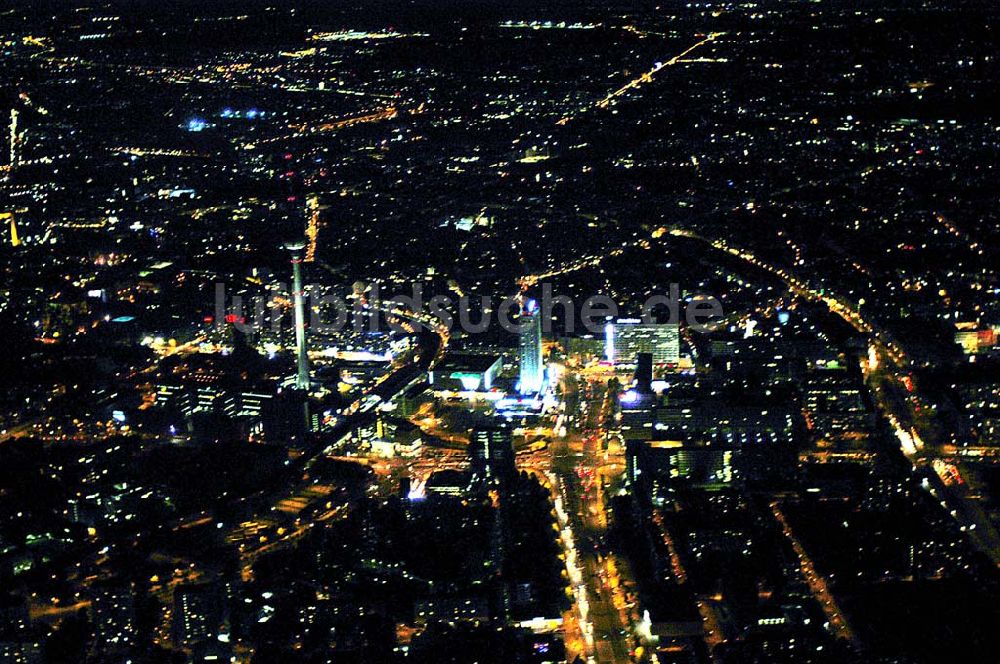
[2,2,1000,663]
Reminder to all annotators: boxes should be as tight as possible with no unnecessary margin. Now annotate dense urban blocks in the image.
[2,1,1000,663]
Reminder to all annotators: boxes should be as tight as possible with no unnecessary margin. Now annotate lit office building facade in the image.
[519,300,544,394]
[606,319,680,366]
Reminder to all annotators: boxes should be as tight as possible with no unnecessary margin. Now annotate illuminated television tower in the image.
[284,239,311,390]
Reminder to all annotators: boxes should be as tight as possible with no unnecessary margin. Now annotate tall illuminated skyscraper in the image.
[518,299,543,394]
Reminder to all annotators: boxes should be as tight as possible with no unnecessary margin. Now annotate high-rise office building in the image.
[89,582,137,650]
[0,595,39,664]
[172,582,222,648]
[626,440,738,491]
[605,319,680,366]
[634,352,654,393]
[518,299,544,394]
[470,424,516,483]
